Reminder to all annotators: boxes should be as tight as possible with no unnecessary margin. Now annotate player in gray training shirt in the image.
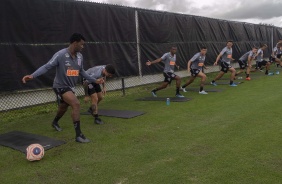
[271,41,282,67]
[22,33,104,143]
[211,40,237,87]
[146,46,184,98]
[255,44,270,75]
[236,47,258,80]
[83,64,116,125]
[181,46,208,94]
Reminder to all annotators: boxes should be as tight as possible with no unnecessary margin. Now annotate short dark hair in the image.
[70,33,85,43]
[252,46,258,49]
[227,40,233,43]
[105,64,116,75]
[201,46,207,50]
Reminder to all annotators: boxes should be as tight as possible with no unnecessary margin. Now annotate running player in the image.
[22,33,104,143]
[146,46,184,97]
[236,46,258,80]
[271,42,282,67]
[211,40,237,86]
[256,44,270,75]
[181,46,208,94]
[83,64,116,125]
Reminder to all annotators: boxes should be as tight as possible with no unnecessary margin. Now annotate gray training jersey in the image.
[274,47,282,55]
[161,52,176,73]
[220,47,232,64]
[190,52,205,70]
[31,48,97,88]
[256,49,263,61]
[85,65,105,81]
[239,51,256,61]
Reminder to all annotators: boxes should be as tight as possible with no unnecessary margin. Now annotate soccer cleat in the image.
[75,134,90,143]
[230,83,238,87]
[199,90,208,94]
[180,87,187,92]
[175,93,185,98]
[245,77,251,81]
[210,82,217,86]
[151,91,157,97]
[94,117,104,125]
[52,122,62,132]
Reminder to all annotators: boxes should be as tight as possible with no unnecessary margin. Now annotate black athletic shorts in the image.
[163,72,178,83]
[53,87,74,103]
[257,60,268,68]
[220,62,232,73]
[87,83,102,95]
[238,60,247,69]
[190,69,201,77]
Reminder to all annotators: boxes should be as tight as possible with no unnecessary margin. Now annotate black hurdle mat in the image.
[81,109,145,119]
[136,97,191,102]
[207,81,244,85]
[218,75,262,80]
[183,88,223,92]
[0,131,66,153]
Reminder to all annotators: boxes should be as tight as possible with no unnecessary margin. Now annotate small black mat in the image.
[218,75,261,80]
[184,88,223,92]
[136,97,191,102]
[81,109,145,119]
[0,131,66,153]
[207,81,243,85]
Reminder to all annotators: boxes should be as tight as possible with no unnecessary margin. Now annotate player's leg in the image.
[151,82,169,97]
[151,72,170,97]
[62,91,89,143]
[235,60,245,76]
[197,71,208,94]
[174,75,184,97]
[87,83,104,124]
[228,67,237,86]
[181,76,195,92]
[52,88,71,131]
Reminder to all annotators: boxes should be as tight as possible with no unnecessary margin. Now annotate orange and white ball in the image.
[26,143,44,161]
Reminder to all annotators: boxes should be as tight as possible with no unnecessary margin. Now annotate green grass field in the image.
[1,69,282,184]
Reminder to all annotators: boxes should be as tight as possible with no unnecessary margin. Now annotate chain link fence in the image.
[1,65,228,123]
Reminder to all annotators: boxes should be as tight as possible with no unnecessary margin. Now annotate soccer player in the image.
[181,46,208,94]
[271,42,282,67]
[146,46,184,97]
[236,47,258,80]
[83,64,116,125]
[22,33,104,143]
[211,40,237,86]
[256,44,270,75]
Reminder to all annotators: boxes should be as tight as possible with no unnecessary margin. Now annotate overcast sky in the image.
[86,0,282,27]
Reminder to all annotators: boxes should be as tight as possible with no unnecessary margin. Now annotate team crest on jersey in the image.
[65,61,71,66]
[65,53,70,58]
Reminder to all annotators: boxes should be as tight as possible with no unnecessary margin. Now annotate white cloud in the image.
[86,0,282,27]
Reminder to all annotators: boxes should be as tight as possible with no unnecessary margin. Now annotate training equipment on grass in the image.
[136,97,191,102]
[26,143,44,161]
[81,109,145,119]
[207,81,243,85]
[183,88,223,92]
[0,131,66,153]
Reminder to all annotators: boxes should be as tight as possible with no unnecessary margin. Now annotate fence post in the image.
[121,78,125,96]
